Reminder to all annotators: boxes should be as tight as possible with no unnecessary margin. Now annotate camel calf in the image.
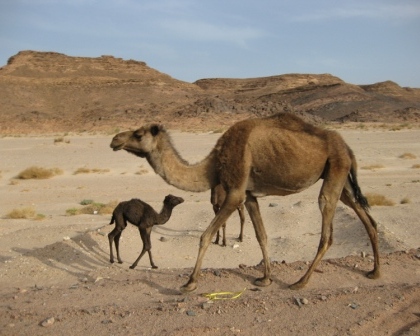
[108,194,184,269]
[211,184,245,246]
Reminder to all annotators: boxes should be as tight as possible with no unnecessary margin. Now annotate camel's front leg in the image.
[244,193,272,287]
[180,198,239,293]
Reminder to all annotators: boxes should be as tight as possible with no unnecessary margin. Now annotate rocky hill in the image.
[1,51,419,133]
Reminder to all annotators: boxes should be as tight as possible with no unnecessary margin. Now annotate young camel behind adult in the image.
[110,113,380,292]
[108,194,184,269]
[212,184,245,246]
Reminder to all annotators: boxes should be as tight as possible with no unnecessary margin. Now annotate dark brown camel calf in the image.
[108,194,184,269]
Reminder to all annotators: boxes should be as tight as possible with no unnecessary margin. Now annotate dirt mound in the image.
[1,51,420,134]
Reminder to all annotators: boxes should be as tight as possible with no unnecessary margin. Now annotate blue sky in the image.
[1,0,419,87]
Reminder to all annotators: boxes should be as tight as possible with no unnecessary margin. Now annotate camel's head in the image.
[110,124,163,158]
[164,194,185,208]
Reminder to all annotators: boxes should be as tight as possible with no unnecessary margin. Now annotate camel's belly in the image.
[247,168,322,197]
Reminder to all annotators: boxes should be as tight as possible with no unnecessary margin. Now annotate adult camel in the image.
[110,113,380,292]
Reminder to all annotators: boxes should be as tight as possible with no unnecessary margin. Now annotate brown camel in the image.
[211,184,245,246]
[108,194,184,269]
[110,113,380,292]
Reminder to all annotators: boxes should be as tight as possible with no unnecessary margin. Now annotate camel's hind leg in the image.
[290,169,348,290]
[244,192,272,287]
[237,204,245,242]
[340,182,380,279]
[180,192,241,293]
[108,229,123,264]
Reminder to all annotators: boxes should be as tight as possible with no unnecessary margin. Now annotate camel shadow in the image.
[12,230,110,283]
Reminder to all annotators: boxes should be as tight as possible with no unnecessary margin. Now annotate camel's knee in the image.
[199,233,213,248]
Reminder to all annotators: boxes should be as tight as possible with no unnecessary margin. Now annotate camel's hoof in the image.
[366,269,380,279]
[110,260,114,264]
[254,277,272,287]
[180,282,197,293]
[118,261,123,264]
[152,266,158,269]
[289,281,306,290]
[129,265,136,270]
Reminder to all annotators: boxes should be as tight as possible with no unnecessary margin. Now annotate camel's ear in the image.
[150,125,160,136]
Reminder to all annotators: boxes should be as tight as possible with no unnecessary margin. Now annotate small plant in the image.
[66,200,118,216]
[135,166,149,175]
[6,207,36,219]
[66,208,78,216]
[73,168,110,175]
[365,193,395,206]
[73,167,91,175]
[17,166,63,179]
[54,137,70,144]
[399,153,417,159]
[361,164,385,171]
[80,199,94,205]
[400,197,411,204]
[35,213,46,220]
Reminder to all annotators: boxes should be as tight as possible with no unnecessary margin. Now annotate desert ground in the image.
[0,127,419,335]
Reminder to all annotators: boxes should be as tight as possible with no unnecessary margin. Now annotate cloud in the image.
[291,2,420,22]
[159,19,265,47]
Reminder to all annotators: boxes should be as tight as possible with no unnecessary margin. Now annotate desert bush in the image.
[361,164,384,170]
[66,200,118,216]
[17,166,63,179]
[365,193,395,206]
[135,166,149,175]
[399,153,417,159]
[80,199,94,205]
[6,207,36,219]
[400,197,411,204]
[73,168,110,175]
[54,137,70,144]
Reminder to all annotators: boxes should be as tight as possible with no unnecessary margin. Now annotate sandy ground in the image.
[0,128,419,335]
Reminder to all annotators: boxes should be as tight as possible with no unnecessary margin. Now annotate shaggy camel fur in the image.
[212,184,245,246]
[110,113,380,292]
[108,194,184,269]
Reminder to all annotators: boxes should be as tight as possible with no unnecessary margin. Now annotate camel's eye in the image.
[134,132,142,140]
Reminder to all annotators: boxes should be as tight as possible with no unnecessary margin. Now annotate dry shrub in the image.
[66,200,118,216]
[73,167,91,174]
[365,193,395,206]
[7,207,36,219]
[400,197,411,204]
[17,166,63,179]
[399,153,417,159]
[73,168,110,175]
[361,164,385,170]
[54,137,70,144]
[135,166,149,175]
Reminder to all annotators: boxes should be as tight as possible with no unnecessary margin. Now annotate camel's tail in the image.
[109,214,115,225]
[348,149,370,211]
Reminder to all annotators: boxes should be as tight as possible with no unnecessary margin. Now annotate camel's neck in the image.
[154,205,175,225]
[146,135,218,192]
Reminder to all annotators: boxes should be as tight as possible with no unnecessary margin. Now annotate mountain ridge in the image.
[1,50,419,134]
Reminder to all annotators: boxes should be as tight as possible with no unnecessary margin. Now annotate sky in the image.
[1,0,420,87]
